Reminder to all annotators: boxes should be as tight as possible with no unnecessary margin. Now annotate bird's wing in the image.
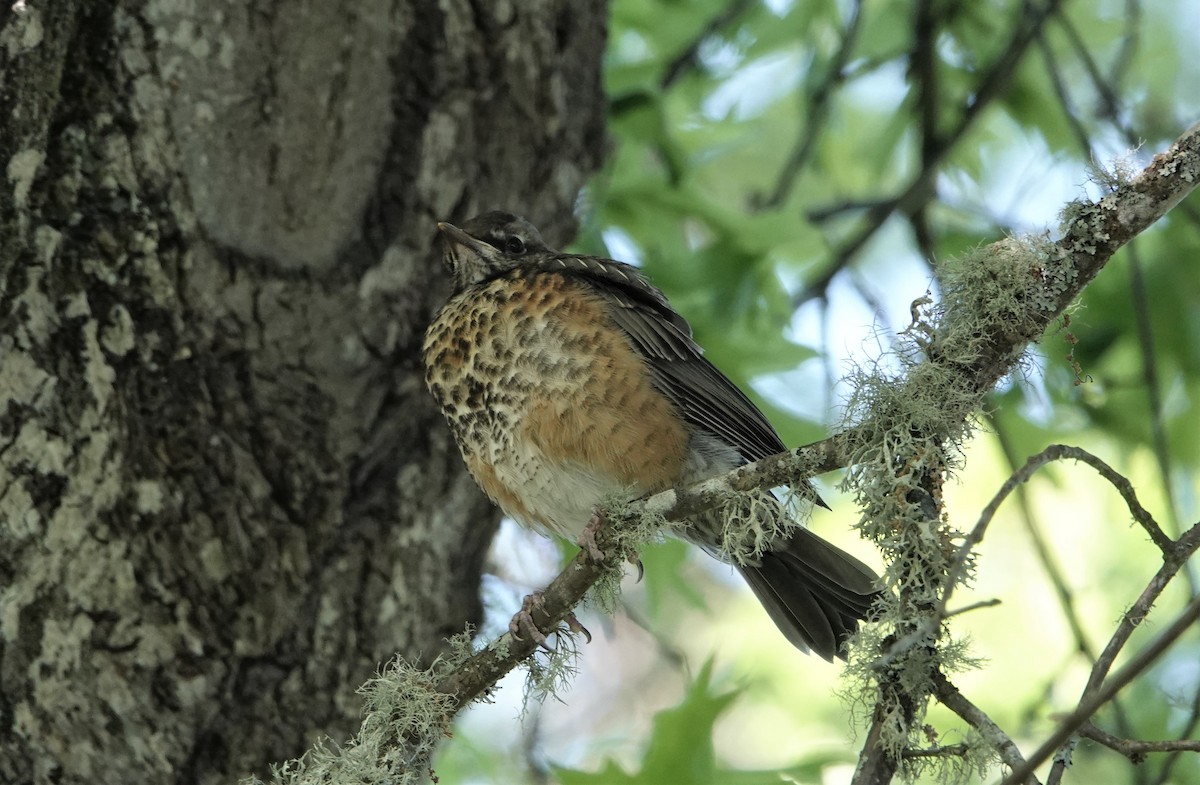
[537,255,788,464]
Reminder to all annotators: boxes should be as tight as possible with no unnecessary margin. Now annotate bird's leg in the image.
[508,591,592,649]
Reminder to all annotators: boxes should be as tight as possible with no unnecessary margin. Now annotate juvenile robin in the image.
[422,211,880,660]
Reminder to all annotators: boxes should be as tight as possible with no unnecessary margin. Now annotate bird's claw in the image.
[509,591,553,651]
[627,548,644,582]
[563,612,593,644]
[508,592,593,650]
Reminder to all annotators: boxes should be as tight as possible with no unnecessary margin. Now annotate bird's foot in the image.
[578,511,608,562]
[509,591,552,651]
[508,591,592,649]
[578,511,643,581]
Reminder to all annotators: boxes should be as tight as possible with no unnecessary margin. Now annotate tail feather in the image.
[737,527,881,661]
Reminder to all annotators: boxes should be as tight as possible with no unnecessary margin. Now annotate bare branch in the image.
[901,743,971,759]
[990,421,1099,656]
[660,0,756,89]
[796,0,1068,306]
[1081,522,1200,699]
[941,444,1171,618]
[933,671,1041,784]
[758,0,863,209]
[999,592,1200,785]
[1076,721,1200,762]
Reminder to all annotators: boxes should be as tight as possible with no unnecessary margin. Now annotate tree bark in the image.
[0,2,607,783]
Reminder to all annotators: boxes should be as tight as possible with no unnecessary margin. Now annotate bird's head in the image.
[437,211,552,291]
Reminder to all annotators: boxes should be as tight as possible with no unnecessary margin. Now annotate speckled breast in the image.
[422,270,691,539]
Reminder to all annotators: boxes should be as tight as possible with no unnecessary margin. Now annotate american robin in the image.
[422,211,880,660]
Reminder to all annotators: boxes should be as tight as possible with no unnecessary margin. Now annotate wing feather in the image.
[533,255,788,464]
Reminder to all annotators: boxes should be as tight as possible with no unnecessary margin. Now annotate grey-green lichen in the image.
[246,632,478,785]
[840,231,1072,766]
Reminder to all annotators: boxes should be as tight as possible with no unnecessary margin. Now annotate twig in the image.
[998,593,1200,785]
[1128,242,1190,555]
[795,0,1067,307]
[943,598,1000,619]
[940,444,1171,619]
[1076,721,1200,763]
[990,422,1140,743]
[758,0,863,209]
[990,421,1096,658]
[902,743,970,759]
[660,0,756,90]
[933,671,1041,784]
[1081,521,1200,695]
[1155,683,1200,785]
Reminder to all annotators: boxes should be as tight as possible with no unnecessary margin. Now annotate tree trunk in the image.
[0,2,607,782]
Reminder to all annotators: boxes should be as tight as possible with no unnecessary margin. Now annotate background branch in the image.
[1000,593,1200,785]
[1076,722,1200,763]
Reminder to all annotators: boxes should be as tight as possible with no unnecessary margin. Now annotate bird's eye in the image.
[504,236,526,255]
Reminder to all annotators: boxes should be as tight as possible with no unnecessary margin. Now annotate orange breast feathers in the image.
[428,271,694,536]
[514,276,691,495]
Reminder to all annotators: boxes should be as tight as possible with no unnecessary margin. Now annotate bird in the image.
[422,210,881,660]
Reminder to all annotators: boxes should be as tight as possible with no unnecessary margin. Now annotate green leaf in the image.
[555,660,849,783]
[557,660,767,785]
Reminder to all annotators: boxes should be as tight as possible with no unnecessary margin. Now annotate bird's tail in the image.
[736,525,881,660]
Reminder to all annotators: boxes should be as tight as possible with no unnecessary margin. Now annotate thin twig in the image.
[940,444,1171,619]
[795,0,1067,306]
[1155,683,1200,785]
[990,420,1097,660]
[990,421,1140,745]
[1076,721,1200,762]
[998,593,1200,785]
[902,743,971,759]
[1077,523,1200,709]
[933,671,1041,784]
[1035,32,1095,157]
[660,0,756,90]
[758,0,863,209]
[943,598,1001,619]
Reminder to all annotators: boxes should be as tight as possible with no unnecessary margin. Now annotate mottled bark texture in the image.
[0,1,607,782]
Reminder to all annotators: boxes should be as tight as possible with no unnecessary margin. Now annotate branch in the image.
[999,592,1200,785]
[990,421,1100,661]
[660,0,756,90]
[940,444,1171,619]
[757,0,864,209]
[797,0,1067,306]
[845,123,1200,784]
[1075,722,1200,763]
[931,441,1200,785]
[1038,517,1200,784]
[933,671,1041,784]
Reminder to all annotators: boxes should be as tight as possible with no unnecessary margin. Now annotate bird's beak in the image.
[438,221,503,289]
[437,221,492,255]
